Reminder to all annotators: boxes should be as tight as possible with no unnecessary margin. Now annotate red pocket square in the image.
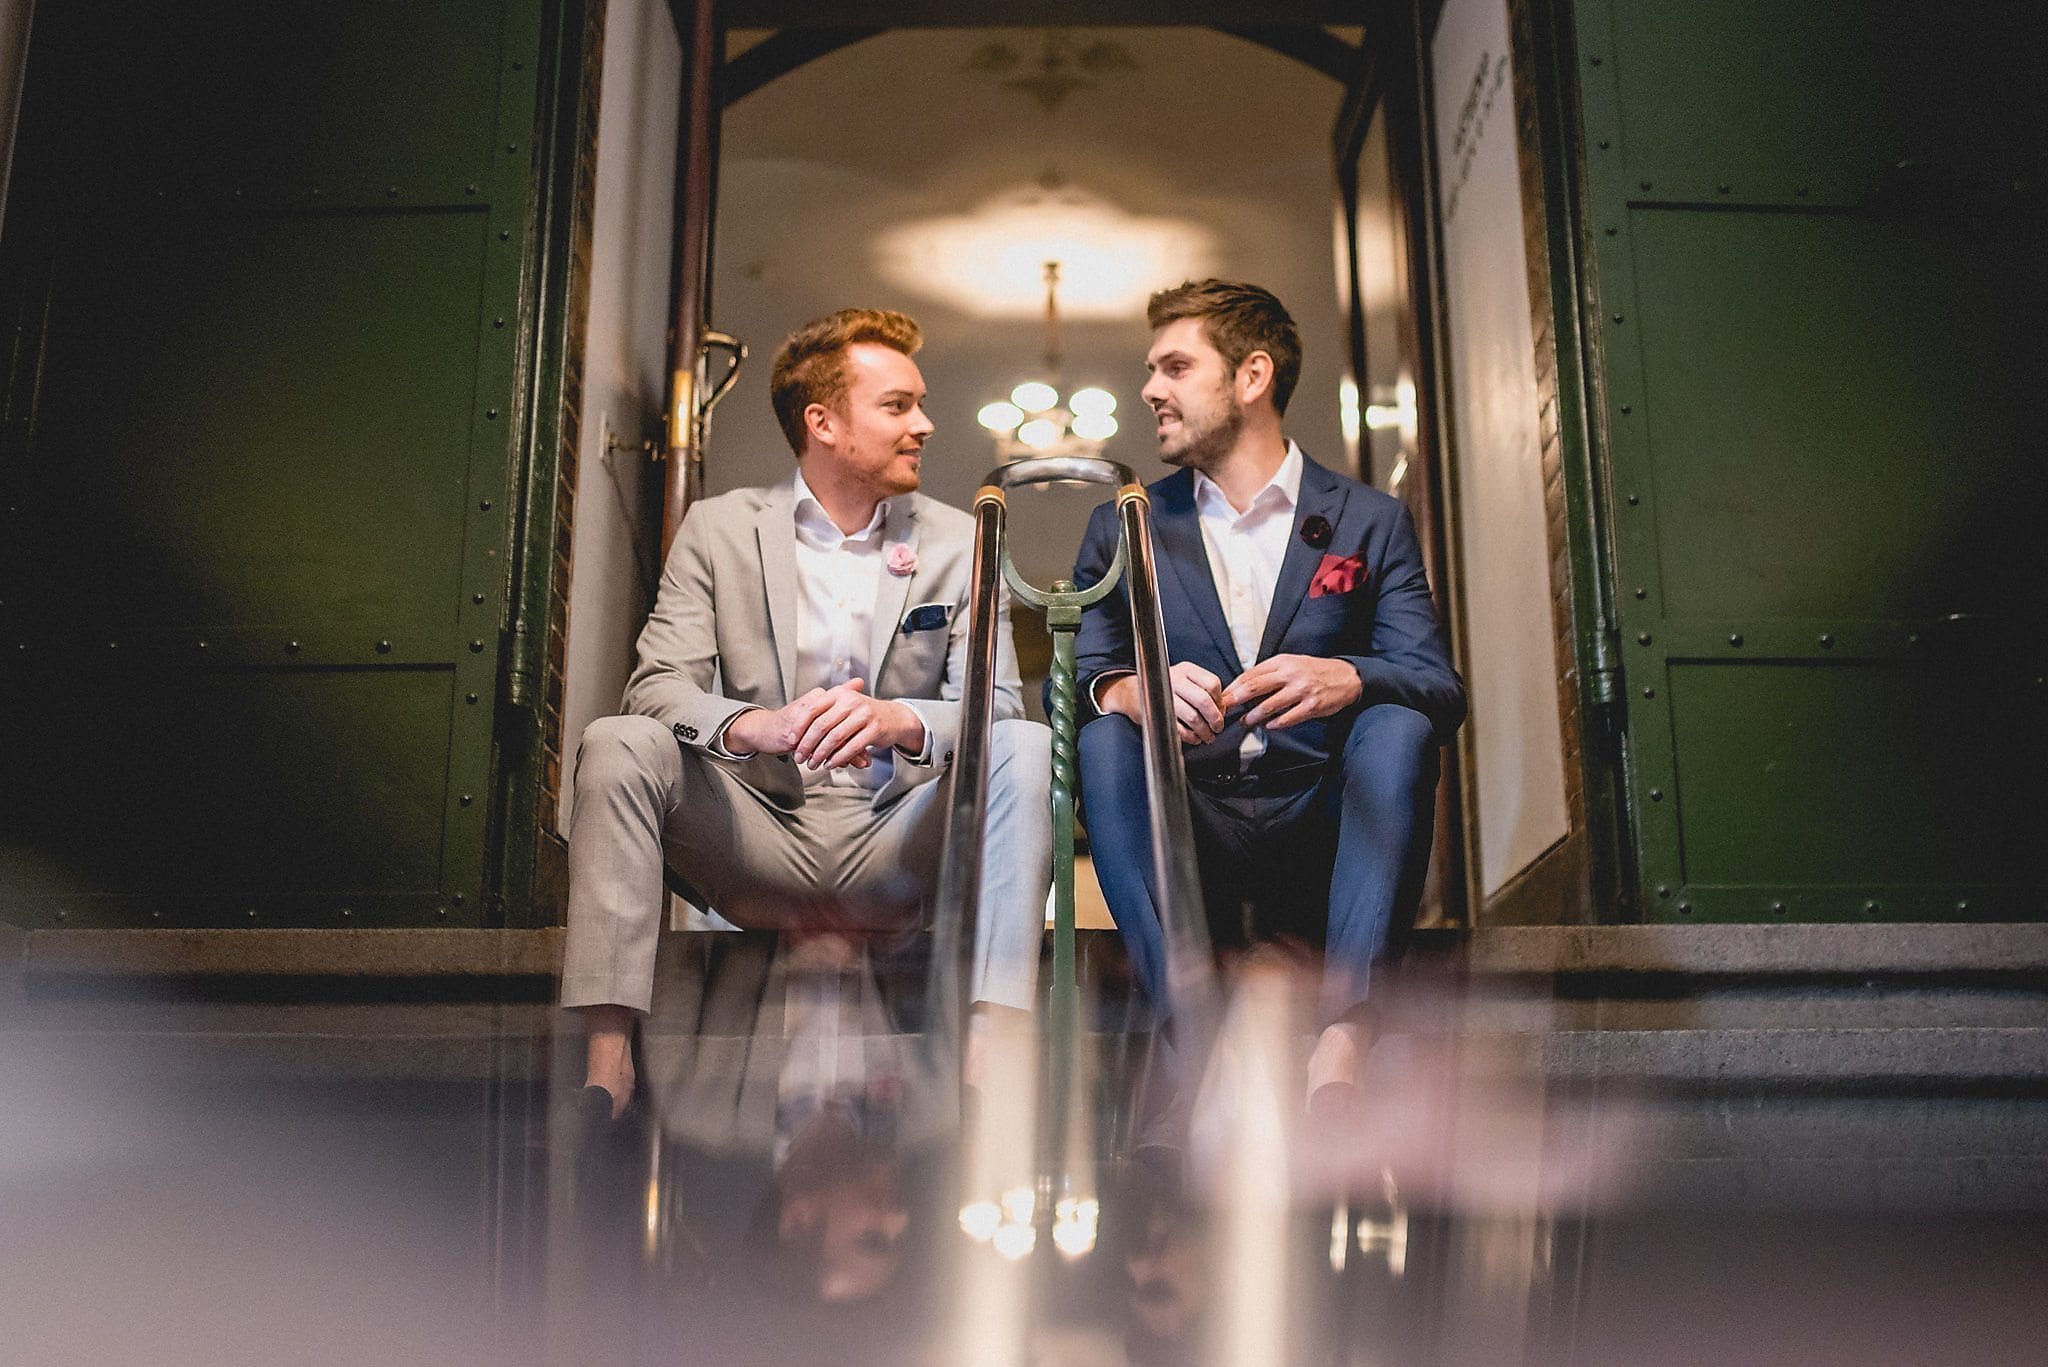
[1309,553,1367,598]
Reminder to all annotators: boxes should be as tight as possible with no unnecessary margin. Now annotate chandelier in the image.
[976,261,1119,462]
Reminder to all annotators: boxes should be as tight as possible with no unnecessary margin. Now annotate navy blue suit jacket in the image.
[1072,452,1466,775]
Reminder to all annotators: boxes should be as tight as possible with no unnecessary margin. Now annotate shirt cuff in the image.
[706,706,763,760]
[1088,669,1135,716]
[893,700,936,765]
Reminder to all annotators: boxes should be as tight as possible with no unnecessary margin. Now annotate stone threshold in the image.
[1539,1025,2048,1084]
[15,922,2048,986]
[1467,924,2048,978]
[14,927,565,979]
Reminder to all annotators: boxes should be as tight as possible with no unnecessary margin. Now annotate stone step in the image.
[1443,983,2048,1033]
[1464,923,2048,979]
[13,927,564,980]
[1528,1025,2048,1085]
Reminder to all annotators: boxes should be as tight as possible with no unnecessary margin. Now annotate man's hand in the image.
[723,680,923,770]
[1101,662,1227,746]
[725,679,923,770]
[1221,654,1363,730]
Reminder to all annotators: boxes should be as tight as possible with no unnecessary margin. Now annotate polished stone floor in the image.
[6,928,2048,1366]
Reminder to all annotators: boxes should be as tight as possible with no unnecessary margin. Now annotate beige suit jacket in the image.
[620,474,1024,811]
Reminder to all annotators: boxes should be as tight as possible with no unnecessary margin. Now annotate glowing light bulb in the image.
[1011,381,1058,412]
[992,1220,1037,1262]
[999,1185,1036,1224]
[1070,412,1117,441]
[1052,1197,1099,1259]
[1052,1219,1096,1259]
[1016,418,1061,449]
[1069,387,1116,417]
[977,401,1024,432]
[958,1201,1001,1243]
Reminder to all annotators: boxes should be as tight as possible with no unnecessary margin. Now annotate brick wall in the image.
[1501,0,1593,915]
[539,0,609,837]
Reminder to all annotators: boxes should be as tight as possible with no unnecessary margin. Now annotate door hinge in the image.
[503,620,535,709]
[1588,627,1625,738]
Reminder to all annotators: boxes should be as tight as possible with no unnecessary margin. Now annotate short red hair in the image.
[769,308,924,455]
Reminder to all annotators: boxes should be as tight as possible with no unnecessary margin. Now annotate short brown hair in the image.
[769,308,924,455]
[1146,280,1302,415]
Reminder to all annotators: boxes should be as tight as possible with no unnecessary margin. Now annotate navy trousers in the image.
[1078,703,1440,1027]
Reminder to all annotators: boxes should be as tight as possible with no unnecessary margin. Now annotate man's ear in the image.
[1236,350,1276,407]
[803,401,837,450]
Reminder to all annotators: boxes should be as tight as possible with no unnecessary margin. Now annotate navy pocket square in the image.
[901,602,951,635]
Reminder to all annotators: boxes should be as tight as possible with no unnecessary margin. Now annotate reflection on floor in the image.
[5,925,2048,1365]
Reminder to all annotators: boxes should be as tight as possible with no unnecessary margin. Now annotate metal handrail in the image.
[930,455,1215,1075]
[927,488,1009,1061]
[1114,481,1220,1045]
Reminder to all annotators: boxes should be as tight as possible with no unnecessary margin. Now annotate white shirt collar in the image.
[1192,440,1305,522]
[792,469,889,546]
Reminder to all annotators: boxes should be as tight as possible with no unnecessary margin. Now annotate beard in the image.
[1157,385,1244,475]
[877,450,921,494]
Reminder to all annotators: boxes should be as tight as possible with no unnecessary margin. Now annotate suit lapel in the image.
[1255,454,1353,662]
[756,479,800,703]
[1152,472,1242,673]
[868,496,918,687]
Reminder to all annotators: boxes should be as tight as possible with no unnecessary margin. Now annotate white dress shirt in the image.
[1192,441,1304,768]
[1085,443,1304,769]
[781,473,929,789]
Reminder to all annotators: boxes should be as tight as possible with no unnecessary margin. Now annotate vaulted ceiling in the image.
[705,25,1352,586]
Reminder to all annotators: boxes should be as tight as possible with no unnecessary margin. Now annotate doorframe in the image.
[1333,2,1473,929]
[1494,0,1631,924]
[496,0,607,926]
[653,2,1511,927]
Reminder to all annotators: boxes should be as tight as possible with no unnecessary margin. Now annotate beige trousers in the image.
[559,713,1051,1014]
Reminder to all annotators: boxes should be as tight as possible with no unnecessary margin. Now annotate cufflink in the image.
[673,723,700,743]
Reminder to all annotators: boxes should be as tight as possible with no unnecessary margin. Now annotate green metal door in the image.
[1573,0,2047,921]
[0,0,567,928]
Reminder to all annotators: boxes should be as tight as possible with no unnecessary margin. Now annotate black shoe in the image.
[576,1083,622,1127]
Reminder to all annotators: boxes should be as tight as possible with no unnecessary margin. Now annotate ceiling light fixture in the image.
[875,184,1213,319]
[977,261,1120,462]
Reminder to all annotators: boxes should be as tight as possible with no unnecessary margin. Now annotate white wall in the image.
[1430,0,1571,898]
[556,0,682,835]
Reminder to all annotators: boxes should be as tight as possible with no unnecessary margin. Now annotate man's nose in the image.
[1140,374,1167,407]
[910,405,935,437]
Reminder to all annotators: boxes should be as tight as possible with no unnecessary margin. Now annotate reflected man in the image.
[1073,280,1464,1108]
[562,308,1051,1117]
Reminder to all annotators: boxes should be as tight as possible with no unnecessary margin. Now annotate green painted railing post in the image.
[1045,584,1082,1007]
[1004,560,1120,1205]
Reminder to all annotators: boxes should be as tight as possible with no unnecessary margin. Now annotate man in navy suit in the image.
[1073,280,1464,1108]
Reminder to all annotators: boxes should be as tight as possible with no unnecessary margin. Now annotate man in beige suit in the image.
[563,308,1051,1117]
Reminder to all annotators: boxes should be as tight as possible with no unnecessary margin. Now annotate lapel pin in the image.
[886,544,918,577]
[1299,515,1332,548]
